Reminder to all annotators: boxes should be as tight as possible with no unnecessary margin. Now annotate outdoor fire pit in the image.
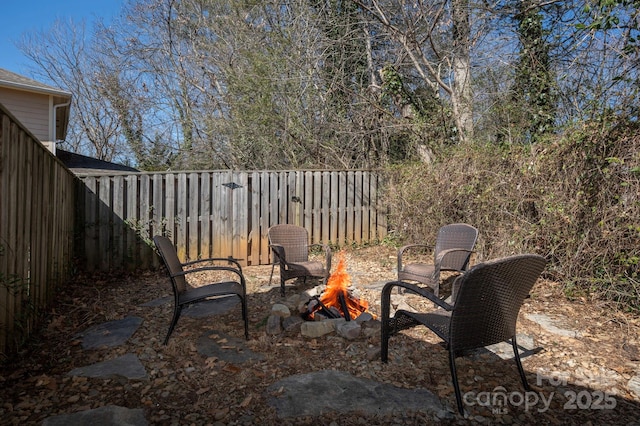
[265,253,378,340]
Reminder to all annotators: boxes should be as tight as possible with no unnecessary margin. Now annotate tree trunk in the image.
[452,0,473,143]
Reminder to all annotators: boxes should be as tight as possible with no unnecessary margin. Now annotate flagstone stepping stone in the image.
[628,375,640,399]
[480,333,539,360]
[266,369,451,419]
[525,313,582,338]
[197,330,264,363]
[183,296,240,318]
[42,405,147,426]
[67,353,147,380]
[75,316,143,349]
[141,295,239,318]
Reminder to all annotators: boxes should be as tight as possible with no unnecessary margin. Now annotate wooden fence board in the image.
[269,172,278,231]
[362,172,370,241]
[113,176,125,267]
[99,175,111,270]
[33,147,46,305]
[14,129,26,334]
[0,115,9,351]
[188,173,199,259]
[262,172,271,265]
[311,172,320,244]
[176,174,187,260]
[329,171,338,244]
[210,173,220,257]
[277,172,287,225]
[340,171,347,243]
[321,172,330,244]
[249,172,260,265]
[347,171,355,244]
[84,178,98,271]
[22,137,34,335]
[200,172,211,259]
[165,174,176,240]
[233,172,246,261]
[354,170,363,244]
[125,175,138,269]
[303,172,312,233]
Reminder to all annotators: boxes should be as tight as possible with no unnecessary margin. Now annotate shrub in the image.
[382,120,640,312]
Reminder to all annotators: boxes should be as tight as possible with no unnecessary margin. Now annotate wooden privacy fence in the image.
[0,104,76,356]
[77,170,387,270]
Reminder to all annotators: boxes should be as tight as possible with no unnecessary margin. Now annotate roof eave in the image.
[0,80,72,98]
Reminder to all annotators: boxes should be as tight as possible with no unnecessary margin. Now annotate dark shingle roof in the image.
[57,149,139,175]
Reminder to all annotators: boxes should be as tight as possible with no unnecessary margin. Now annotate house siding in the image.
[0,87,50,142]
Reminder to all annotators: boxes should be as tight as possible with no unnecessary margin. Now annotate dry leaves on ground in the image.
[1,246,639,425]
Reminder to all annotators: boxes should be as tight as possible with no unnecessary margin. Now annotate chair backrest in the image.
[434,223,478,271]
[153,235,187,294]
[267,224,310,263]
[449,254,546,352]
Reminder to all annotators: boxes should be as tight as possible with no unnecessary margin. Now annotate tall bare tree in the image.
[356,0,475,144]
[18,20,127,162]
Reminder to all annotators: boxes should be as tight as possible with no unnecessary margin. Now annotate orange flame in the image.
[317,252,369,319]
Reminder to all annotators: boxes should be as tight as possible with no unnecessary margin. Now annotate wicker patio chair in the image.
[153,235,249,345]
[268,224,332,297]
[397,223,478,297]
[381,253,546,415]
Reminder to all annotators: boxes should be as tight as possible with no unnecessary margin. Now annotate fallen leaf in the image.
[222,363,241,374]
[196,387,210,395]
[239,394,252,407]
[212,407,229,420]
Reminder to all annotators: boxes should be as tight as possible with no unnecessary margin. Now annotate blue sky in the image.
[0,0,124,75]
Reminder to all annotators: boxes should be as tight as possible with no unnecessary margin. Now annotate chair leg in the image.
[241,296,249,340]
[380,282,394,363]
[269,263,275,286]
[280,276,286,297]
[381,319,390,363]
[512,336,530,391]
[449,350,464,415]
[164,305,183,345]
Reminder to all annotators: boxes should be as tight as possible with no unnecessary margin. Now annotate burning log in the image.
[337,292,351,321]
[303,296,341,320]
[302,252,372,322]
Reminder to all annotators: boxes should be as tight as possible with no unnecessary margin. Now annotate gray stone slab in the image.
[266,369,451,419]
[525,313,582,338]
[141,295,239,316]
[628,375,640,399]
[43,405,147,426]
[197,330,264,363]
[183,296,239,318]
[68,353,148,380]
[76,316,143,349]
[480,334,540,360]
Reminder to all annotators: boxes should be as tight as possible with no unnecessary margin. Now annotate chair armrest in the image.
[381,281,454,313]
[310,243,332,271]
[171,265,247,290]
[397,244,433,271]
[269,244,286,263]
[183,257,243,272]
